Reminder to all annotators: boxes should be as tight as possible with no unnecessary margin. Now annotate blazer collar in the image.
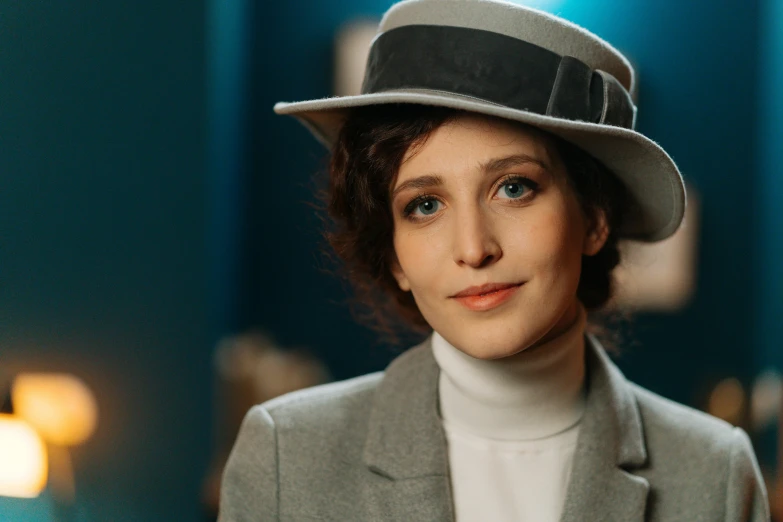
[362,333,650,521]
[559,334,650,522]
[362,337,448,479]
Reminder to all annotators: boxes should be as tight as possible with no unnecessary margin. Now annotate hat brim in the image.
[274,89,685,242]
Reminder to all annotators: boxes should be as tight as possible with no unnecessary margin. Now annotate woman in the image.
[219,0,769,520]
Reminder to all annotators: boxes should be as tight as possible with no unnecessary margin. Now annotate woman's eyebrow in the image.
[480,153,550,174]
[391,154,547,199]
[391,174,443,199]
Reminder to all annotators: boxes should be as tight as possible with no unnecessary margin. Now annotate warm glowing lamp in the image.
[12,373,98,447]
[0,413,48,498]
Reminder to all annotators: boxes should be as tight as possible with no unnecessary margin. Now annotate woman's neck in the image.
[432,303,587,441]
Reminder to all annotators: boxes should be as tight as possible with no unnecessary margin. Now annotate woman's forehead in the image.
[397,113,557,181]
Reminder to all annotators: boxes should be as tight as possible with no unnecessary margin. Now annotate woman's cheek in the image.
[507,215,567,266]
[394,232,435,290]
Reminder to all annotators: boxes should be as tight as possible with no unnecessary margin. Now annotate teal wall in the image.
[754,0,783,468]
[757,0,783,370]
[0,2,210,521]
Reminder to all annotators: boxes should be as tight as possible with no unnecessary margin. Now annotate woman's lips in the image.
[450,283,523,311]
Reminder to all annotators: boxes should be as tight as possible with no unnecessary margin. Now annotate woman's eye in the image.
[496,178,533,200]
[414,198,440,216]
[403,197,442,219]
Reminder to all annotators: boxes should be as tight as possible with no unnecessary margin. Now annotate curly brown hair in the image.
[323,104,628,344]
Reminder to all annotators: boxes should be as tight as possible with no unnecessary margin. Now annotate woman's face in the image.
[390,113,608,360]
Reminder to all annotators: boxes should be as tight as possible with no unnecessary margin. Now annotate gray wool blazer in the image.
[218,335,770,522]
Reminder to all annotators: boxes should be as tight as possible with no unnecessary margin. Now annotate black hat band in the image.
[362,24,636,130]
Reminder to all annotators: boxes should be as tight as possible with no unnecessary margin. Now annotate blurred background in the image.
[1,0,781,520]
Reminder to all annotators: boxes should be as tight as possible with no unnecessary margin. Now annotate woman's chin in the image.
[438,327,545,361]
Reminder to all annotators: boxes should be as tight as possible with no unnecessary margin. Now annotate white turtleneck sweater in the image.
[431,304,587,522]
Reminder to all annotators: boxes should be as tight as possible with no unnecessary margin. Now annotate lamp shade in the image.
[0,414,48,498]
[13,373,98,447]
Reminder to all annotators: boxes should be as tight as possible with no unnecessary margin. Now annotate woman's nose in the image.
[452,208,502,268]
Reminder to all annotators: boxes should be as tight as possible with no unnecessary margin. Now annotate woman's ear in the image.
[390,257,411,292]
[583,208,610,256]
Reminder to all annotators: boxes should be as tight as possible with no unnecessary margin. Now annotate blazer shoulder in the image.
[630,383,770,520]
[219,371,388,521]
[630,381,736,450]
[261,370,384,431]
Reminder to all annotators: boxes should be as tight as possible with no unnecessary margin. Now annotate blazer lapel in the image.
[559,334,650,522]
[362,337,455,522]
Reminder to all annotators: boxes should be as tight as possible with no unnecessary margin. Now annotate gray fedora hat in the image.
[274,0,686,242]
